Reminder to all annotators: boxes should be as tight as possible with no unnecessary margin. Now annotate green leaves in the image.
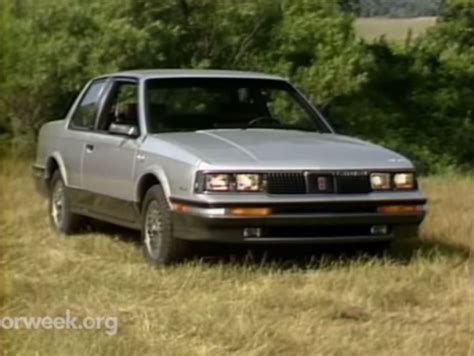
[2,0,367,131]
[327,0,474,173]
[0,0,471,170]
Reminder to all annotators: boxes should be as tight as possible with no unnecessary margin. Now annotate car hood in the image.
[149,129,413,170]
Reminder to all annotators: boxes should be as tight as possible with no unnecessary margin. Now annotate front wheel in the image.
[141,185,191,265]
[49,171,83,234]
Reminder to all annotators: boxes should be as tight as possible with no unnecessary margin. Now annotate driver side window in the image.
[100,81,139,132]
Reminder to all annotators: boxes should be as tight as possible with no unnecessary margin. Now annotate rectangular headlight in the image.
[205,174,231,192]
[201,173,265,192]
[393,173,416,190]
[370,173,391,190]
[236,174,262,192]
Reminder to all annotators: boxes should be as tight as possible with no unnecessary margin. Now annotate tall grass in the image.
[0,159,472,355]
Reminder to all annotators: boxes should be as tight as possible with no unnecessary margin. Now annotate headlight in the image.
[393,173,416,190]
[201,173,265,192]
[236,174,261,192]
[205,174,231,192]
[370,173,391,190]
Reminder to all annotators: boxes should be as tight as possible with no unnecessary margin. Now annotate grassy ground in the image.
[355,17,438,42]
[0,160,472,355]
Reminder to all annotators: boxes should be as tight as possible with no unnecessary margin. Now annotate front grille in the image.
[266,172,306,194]
[334,173,371,194]
[266,171,371,195]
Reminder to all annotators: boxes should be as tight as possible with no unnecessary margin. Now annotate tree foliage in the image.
[0,0,472,173]
[0,0,366,150]
[328,0,474,172]
[0,0,13,146]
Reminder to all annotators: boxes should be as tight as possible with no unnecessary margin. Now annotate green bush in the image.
[327,0,474,174]
[0,0,472,173]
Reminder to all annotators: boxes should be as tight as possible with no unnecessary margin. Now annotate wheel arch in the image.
[136,168,172,211]
[45,153,68,187]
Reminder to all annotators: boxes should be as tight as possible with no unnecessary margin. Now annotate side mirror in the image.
[109,123,139,137]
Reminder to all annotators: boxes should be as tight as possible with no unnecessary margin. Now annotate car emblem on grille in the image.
[317,176,328,191]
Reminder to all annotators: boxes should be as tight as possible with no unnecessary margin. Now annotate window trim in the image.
[67,78,111,132]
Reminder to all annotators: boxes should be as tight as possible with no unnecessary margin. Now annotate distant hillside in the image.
[342,0,441,18]
[355,17,438,41]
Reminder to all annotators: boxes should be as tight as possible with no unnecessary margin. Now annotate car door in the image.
[81,78,141,221]
[64,79,109,189]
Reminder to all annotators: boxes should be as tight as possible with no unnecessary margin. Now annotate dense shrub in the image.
[0,0,366,152]
[0,0,472,173]
[327,0,474,173]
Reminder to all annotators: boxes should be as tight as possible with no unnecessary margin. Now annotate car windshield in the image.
[144,78,329,133]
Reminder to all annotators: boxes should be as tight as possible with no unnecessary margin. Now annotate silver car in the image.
[33,70,426,264]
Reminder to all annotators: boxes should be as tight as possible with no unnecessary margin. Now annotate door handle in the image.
[85,144,94,153]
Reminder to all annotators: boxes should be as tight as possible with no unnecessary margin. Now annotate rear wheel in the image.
[141,185,191,265]
[49,170,83,234]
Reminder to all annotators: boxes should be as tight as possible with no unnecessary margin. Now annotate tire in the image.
[141,185,191,265]
[49,170,83,235]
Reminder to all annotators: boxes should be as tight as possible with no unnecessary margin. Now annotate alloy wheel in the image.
[144,200,163,259]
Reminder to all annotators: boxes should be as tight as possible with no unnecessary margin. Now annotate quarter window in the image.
[70,80,107,130]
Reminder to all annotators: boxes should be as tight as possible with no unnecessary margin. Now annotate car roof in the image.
[95,69,286,81]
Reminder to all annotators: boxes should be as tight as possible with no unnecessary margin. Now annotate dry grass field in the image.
[355,17,438,42]
[0,159,472,355]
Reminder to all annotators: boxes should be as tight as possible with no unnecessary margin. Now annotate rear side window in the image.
[70,80,107,130]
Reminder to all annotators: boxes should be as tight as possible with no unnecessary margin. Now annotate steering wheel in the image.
[247,116,281,127]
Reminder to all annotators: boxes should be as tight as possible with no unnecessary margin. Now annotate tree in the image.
[0,0,14,153]
[327,0,474,172]
[410,0,474,167]
[2,0,368,153]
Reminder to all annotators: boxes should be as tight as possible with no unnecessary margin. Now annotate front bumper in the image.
[170,198,426,244]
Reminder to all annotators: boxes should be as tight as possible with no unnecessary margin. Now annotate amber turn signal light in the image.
[172,203,192,212]
[377,205,419,214]
[228,208,271,216]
